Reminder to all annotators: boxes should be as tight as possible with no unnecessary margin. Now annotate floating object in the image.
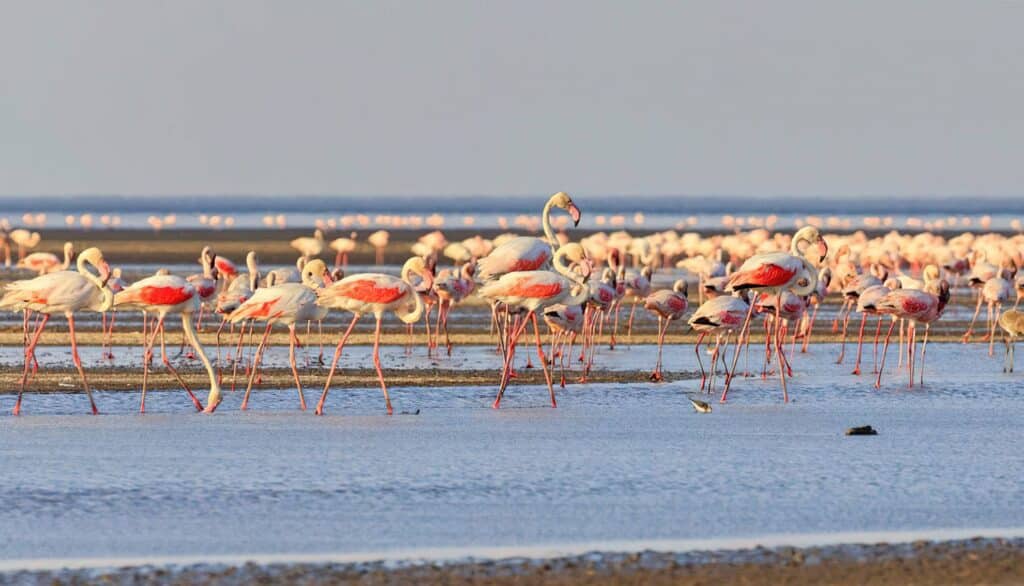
[400,409,421,416]
[688,397,712,413]
[846,425,878,436]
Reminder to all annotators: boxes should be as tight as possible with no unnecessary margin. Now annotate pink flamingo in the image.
[622,265,653,344]
[478,245,591,408]
[17,241,74,275]
[643,279,689,382]
[330,232,358,270]
[291,229,326,261]
[1,247,111,415]
[542,303,585,387]
[836,264,887,364]
[874,280,951,388]
[849,278,900,376]
[114,274,221,413]
[433,261,476,355]
[721,226,827,402]
[688,294,750,392]
[314,256,434,415]
[229,260,332,411]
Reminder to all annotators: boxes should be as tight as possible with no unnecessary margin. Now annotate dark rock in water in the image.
[846,425,878,436]
[401,409,421,415]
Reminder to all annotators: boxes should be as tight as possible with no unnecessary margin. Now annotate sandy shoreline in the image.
[3,537,1022,585]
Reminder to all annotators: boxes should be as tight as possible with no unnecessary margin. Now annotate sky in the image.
[1,1,1023,197]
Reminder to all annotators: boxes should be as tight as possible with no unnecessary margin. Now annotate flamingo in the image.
[800,267,831,352]
[9,229,41,261]
[329,232,358,270]
[688,294,750,392]
[835,264,887,364]
[874,281,951,388]
[622,265,653,344]
[0,247,112,415]
[721,226,827,402]
[542,303,585,387]
[100,267,128,360]
[314,256,434,415]
[998,308,1024,372]
[114,273,222,413]
[433,262,476,356]
[229,260,332,411]
[367,230,390,266]
[643,279,689,382]
[849,278,901,376]
[476,192,581,281]
[291,229,326,261]
[18,241,74,275]
[478,244,591,408]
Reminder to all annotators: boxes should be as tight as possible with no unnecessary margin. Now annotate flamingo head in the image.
[550,191,581,226]
[303,259,331,287]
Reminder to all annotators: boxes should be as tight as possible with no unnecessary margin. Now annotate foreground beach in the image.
[4,538,1023,585]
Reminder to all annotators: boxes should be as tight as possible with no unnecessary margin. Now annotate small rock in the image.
[846,425,878,436]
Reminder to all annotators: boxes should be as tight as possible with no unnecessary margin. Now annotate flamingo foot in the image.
[852,367,861,375]
[649,371,664,382]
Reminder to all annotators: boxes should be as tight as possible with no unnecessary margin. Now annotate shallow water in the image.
[1,341,1023,567]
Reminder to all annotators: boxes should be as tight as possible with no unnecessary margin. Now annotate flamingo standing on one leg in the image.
[114,274,222,413]
[291,229,326,261]
[314,256,435,415]
[0,247,112,415]
[643,280,689,382]
[229,260,332,411]
[367,230,390,266]
[721,226,827,402]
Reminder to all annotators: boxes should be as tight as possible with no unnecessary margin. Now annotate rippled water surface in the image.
[2,342,1023,566]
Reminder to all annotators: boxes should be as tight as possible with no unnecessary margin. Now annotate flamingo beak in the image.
[568,202,581,227]
[322,272,333,286]
[100,262,112,286]
[818,238,829,263]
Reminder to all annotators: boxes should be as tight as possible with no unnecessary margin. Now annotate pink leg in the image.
[159,319,204,411]
[14,314,49,415]
[315,314,360,415]
[722,291,758,402]
[852,312,867,375]
[139,314,163,413]
[67,314,99,415]
[531,312,557,407]
[289,324,307,410]
[241,323,274,410]
[875,319,898,389]
[371,314,394,415]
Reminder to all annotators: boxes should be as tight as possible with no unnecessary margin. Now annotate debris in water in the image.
[846,425,878,436]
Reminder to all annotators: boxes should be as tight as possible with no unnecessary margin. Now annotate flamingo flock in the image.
[6,193,1024,419]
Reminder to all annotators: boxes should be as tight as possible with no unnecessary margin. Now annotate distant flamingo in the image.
[643,280,689,382]
[291,229,326,261]
[114,274,221,413]
[314,256,434,415]
[330,232,358,270]
[0,247,112,415]
[18,241,74,275]
[229,260,332,411]
[367,230,390,266]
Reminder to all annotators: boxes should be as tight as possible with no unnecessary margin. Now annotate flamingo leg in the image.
[695,332,707,391]
[317,320,325,365]
[989,303,1000,357]
[230,320,248,391]
[627,300,638,347]
[907,322,916,388]
[443,302,453,356]
[875,318,898,389]
[67,314,99,415]
[722,291,758,401]
[852,312,867,375]
[241,323,274,410]
[962,293,983,342]
[494,313,531,408]
[801,302,820,353]
[139,314,163,413]
[159,319,204,412]
[371,314,394,415]
[531,312,557,407]
[774,303,789,402]
[919,323,930,385]
[872,316,883,374]
[315,313,360,415]
[14,314,49,416]
[289,324,307,410]
[836,301,851,363]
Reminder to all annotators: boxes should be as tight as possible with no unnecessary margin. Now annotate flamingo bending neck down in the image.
[0,247,112,415]
[314,256,434,415]
[228,260,332,411]
[18,241,74,275]
[114,273,222,413]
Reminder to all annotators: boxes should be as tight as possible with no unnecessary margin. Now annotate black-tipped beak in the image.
[568,203,581,227]
[818,239,829,263]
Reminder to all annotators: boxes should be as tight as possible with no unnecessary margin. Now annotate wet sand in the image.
[5,537,1022,585]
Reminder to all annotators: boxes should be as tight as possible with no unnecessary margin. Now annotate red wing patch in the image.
[599,288,613,303]
[721,311,742,325]
[901,296,929,315]
[338,280,405,304]
[198,285,216,298]
[139,286,194,306]
[729,264,796,289]
[509,251,551,272]
[667,296,687,312]
[506,280,563,299]
[215,258,237,276]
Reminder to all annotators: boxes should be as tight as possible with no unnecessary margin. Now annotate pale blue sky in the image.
[1,1,1022,196]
